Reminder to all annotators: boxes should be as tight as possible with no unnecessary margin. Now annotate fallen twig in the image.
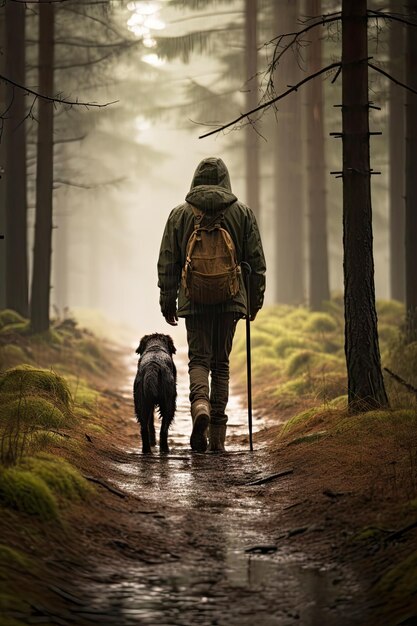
[386,519,417,543]
[83,475,127,498]
[383,367,417,396]
[245,468,294,486]
[245,544,278,554]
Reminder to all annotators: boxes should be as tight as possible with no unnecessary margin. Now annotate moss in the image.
[88,424,105,434]
[0,396,66,429]
[273,376,313,402]
[281,407,322,436]
[0,545,31,571]
[284,350,343,377]
[74,406,92,419]
[22,454,91,501]
[0,322,30,336]
[0,345,27,367]
[377,299,405,323]
[351,527,386,542]
[335,409,417,437]
[73,383,99,406]
[328,395,348,409]
[274,335,320,358]
[0,310,26,329]
[376,550,417,602]
[0,468,57,520]
[288,431,328,446]
[303,312,338,333]
[0,366,71,408]
[29,430,66,453]
[378,324,400,346]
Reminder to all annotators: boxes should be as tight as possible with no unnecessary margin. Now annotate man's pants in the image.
[185,312,237,426]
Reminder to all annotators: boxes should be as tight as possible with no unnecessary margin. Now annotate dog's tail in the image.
[142,363,160,403]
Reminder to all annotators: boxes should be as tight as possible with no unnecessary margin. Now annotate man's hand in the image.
[165,311,178,327]
[162,302,178,326]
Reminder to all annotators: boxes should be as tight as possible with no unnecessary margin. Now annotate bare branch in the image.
[368,62,417,96]
[367,8,417,29]
[262,14,341,71]
[0,74,117,108]
[199,61,342,139]
[54,177,125,190]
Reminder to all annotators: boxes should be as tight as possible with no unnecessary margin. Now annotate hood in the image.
[185,157,237,213]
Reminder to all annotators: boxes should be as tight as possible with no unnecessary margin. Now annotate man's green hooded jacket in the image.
[157,157,266,318]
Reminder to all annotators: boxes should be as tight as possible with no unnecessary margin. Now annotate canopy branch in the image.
[0,74,117,108]
[368,62,417,96]
[199,61,342,139]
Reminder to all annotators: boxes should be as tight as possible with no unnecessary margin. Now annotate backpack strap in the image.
[190,204,204,229]
[189,203,225,230]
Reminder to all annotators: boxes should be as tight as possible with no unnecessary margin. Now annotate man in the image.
[157,157,266,453]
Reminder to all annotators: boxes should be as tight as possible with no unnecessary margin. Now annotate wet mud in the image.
[61,348,364,626]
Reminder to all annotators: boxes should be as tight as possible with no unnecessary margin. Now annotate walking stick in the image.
[241,262,253,452]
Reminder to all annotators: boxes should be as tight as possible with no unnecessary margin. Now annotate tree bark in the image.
[30,3,55,333]
[342,0,388,411]
[273,0,305,305]
[305,0,330,311]
[4,1,28,316]
[389,0,406,303]
[244,0,260,223]
[405,1,417,342]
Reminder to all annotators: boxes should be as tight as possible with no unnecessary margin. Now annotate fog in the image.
[26,0,392,341]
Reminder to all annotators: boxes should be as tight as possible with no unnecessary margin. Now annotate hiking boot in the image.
[208,424,227,453]
[190,401,210,452]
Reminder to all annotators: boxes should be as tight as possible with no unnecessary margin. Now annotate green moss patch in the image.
[0,545,32,575]
[21,454,91,501]
[375,550,417,615]
[0,468,57,520]
[288,431,328,446]
[0,396,66,429]
[303,312,338,333]
[0,310,27,329]
[0,366,71,408]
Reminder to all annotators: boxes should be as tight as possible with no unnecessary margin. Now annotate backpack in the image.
[181,205,241,305]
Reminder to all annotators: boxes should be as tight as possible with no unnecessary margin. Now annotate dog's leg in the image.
[159,394,175,455]
[149,410,156,447]
[140,406,153,454]
[159,419,169,454]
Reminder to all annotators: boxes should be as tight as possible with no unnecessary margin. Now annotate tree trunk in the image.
[305,0,330,311]
[244,0,260,223]
[4,1,28,316]
[389,0,406,303]
[342,0,388,411]
[405,1,417,342]
[30,3,55,333]
[0,6,6,309]
[52,198,68,316]
[273,0,305,305]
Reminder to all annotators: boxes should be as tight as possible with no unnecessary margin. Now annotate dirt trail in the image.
[56,348,366,626]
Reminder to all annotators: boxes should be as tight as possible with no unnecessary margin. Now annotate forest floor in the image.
[2,341,417,626]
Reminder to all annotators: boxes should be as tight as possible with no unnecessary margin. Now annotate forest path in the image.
[63,348,364,626]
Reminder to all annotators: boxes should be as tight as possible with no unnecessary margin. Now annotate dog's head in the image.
[135,333,176,356]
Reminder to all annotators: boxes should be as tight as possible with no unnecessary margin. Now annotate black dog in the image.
[134,333,177,454]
